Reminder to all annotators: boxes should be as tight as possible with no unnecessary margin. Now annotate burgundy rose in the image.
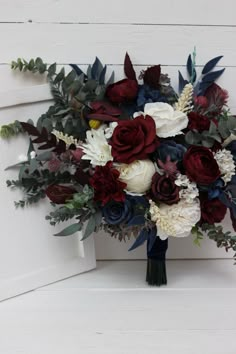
[45,185,76,204]
[90,162,126,205]
[73,166,90,186]
[183,146,221,185]
[140,65,161,89]
[110,115,159,164]
[188,112,211,132]
[87,101,121,122]
[106,79,138,104]
[194,96,208,109]
[151,172,180,205]
[205,83,228,114]
[200,194,227,224]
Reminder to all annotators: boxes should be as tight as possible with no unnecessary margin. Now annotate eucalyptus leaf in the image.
[81,216,96,240]
[36,151,53,161]
[54,222,82,236]
[48,63,57,76]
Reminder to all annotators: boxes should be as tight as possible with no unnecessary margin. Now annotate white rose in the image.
[149,199,201,240]
[116,160,156,195]
[135,102,188,138]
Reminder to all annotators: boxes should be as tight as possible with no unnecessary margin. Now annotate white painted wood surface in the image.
[0,92,96,301]
[0,0,235,260]
[0,260,236,354]
[0,0,235,25]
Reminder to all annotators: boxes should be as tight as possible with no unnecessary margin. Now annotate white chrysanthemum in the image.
[52,130,79,146]
[134,102,188,138]
[104,122,118,139]
[214,149,235,183]
[175,174,199,203]
[81,126,112,166]
[149,199,201,240]
[116,160,156,195]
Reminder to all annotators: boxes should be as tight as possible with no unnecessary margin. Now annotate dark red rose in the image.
[151,172,180,205]
[111,115,159,164]
[45,185,76,204]
[106,79,138,104]
[183,146,221,185]
[188,112,211,132]
[211,141,222,153]
[90,162,126,205]
[73,167,90,186]
[140,65,161,89]
[194,95,209,108]
[205,83,228,114]
[200,193,227,224]
[87,101,121,122]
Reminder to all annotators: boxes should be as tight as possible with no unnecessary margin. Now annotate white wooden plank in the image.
[0,288,236,331]
[0,84,52,108]
[1,260,236,353]
[0,0,235,26]
[0,328,235,354]
[0,23,235,66]
[39,260,236,290]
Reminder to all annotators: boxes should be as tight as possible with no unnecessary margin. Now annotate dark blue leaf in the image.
[202,68,225,83]
[218,193,232,208]
[69,64,84,76]
[187,55,196,83]
[198,81,213,96]
[127,214,146,227]
[91,57,103,80]
[178,71,188,93]
[99,65,107,84]
[128,229,148,251]
[231,203,236,219]
[202,56,223,75]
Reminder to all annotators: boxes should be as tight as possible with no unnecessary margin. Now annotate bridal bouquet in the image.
[2,50,236,285]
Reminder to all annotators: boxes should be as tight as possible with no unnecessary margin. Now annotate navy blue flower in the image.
[102,199,132,225]
[102,195,149,226]
[136,84,167,110]
[208,178,225,199]
[155,140,186,162]
[226,141,236,162]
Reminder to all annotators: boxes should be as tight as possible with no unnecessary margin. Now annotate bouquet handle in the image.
[146,236,168,286]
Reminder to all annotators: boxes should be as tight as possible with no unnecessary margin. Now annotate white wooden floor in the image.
[0,260,236,354]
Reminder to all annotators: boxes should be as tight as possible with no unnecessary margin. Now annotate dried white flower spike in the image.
[175,83,194,114]
[52,129,79,147]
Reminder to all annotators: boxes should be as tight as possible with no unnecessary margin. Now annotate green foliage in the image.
[45,185,99,237]
[65,185,94,211]
[191,225,204,246]
[11,57,47,74]
[81,210,103,240]
[54,222,82,237]
[0,121,23,139]
[46,206,80,226]
[185,121,221,148]
[201,223,236,262]
[10,56,114,141]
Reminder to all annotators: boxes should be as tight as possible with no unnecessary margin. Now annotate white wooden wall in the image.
[0,0,235,260]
